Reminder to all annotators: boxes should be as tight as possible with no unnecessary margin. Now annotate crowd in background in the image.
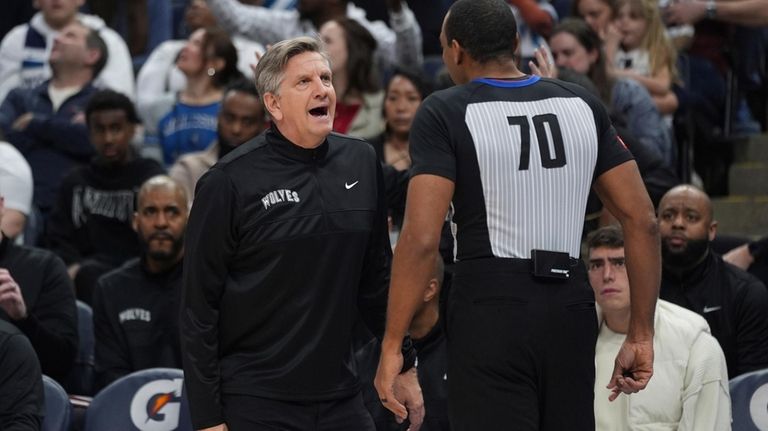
[0,0,767,429]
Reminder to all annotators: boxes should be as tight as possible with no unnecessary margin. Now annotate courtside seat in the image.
[42,375,72,431]
[730,367,768,430]
[84,368,193,431]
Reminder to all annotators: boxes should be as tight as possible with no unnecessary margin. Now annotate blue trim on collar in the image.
[472,75,540,88]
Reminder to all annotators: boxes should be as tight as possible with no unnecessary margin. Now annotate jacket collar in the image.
[267,126,329,163]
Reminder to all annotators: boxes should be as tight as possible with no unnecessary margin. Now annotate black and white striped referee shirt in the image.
[410,75,633,261]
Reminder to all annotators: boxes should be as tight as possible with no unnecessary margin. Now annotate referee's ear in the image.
[448,38,464,66]
[424,278,439,303]
[263,92,283,122]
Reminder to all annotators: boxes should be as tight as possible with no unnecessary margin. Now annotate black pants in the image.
[446,258,598,431]
[222,392,376,431]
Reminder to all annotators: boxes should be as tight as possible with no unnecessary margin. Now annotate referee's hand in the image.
[607,338,654,401]
[375,350,425,430]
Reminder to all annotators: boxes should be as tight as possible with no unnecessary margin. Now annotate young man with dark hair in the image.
[587,225,730,430]
[375,0,660,429]
[170,78,268,202]
[47,89,165,304]
[92,175,188,389]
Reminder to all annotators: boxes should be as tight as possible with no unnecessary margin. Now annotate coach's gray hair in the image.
[254,36,330,103]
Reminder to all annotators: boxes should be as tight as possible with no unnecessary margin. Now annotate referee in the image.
[374,1,661,430]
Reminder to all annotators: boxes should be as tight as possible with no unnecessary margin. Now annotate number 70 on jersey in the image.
[507,113,567,170]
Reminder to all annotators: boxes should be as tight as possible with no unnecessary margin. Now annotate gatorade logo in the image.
[129,378,183,431]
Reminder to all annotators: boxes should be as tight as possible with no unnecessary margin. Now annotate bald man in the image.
[92,175,189,389]
[658,184,768,378]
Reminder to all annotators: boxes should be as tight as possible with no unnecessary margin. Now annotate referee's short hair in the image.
[586,225,624,250]
[445,0,518,65]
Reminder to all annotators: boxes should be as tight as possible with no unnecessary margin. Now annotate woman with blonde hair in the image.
[609,0,679,115]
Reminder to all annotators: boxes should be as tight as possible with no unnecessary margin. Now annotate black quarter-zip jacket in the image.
[93,257,183,390]
[181,127,392,428]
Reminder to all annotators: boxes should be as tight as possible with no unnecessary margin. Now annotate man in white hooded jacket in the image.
[0,0,134,102]
[587,225,732,430]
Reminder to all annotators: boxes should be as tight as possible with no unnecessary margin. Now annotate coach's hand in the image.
[607,338,654,401]
[375,350,425,430]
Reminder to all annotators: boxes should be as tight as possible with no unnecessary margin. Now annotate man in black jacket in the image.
[0,194,78,383]
[93,175,187,389]
[181,36,423,431]
[0,319,44,429]
[658,184,768,378]
[46,90,165,304]
[357,255,448,431]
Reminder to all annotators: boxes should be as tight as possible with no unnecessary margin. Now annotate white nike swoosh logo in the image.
[345,181,359,190]
[703,306,722,313]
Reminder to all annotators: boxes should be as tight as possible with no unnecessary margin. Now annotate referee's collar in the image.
[472,75,540,88]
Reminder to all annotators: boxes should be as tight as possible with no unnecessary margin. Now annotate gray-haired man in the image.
[180,37,423,431]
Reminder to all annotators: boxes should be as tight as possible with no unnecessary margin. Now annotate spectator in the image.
[0,0,134,103]
[170,78,268,202]
[136,0,264,128]
[0,142,33,243]
[371,66,430,171]
[320,17,383,140]
[587,225,730,430]
[143,27,243,166]
[93,175,188,389]
[608,0,679,116]
[46,90,165,304]
[204,0,423,71]
[0,320,44,430]
[0,21,105,229]
[0,193,78,384]
[547,18,674,165]
[658,184,768,378]
[368,66,430,230]
[357,254,448,431]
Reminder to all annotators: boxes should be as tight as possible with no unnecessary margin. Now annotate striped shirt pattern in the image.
[465,97,598,259]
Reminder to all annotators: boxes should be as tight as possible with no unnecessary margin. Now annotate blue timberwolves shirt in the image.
[158,101,220,165]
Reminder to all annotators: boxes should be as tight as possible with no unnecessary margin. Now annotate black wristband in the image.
[400,335,417,373]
